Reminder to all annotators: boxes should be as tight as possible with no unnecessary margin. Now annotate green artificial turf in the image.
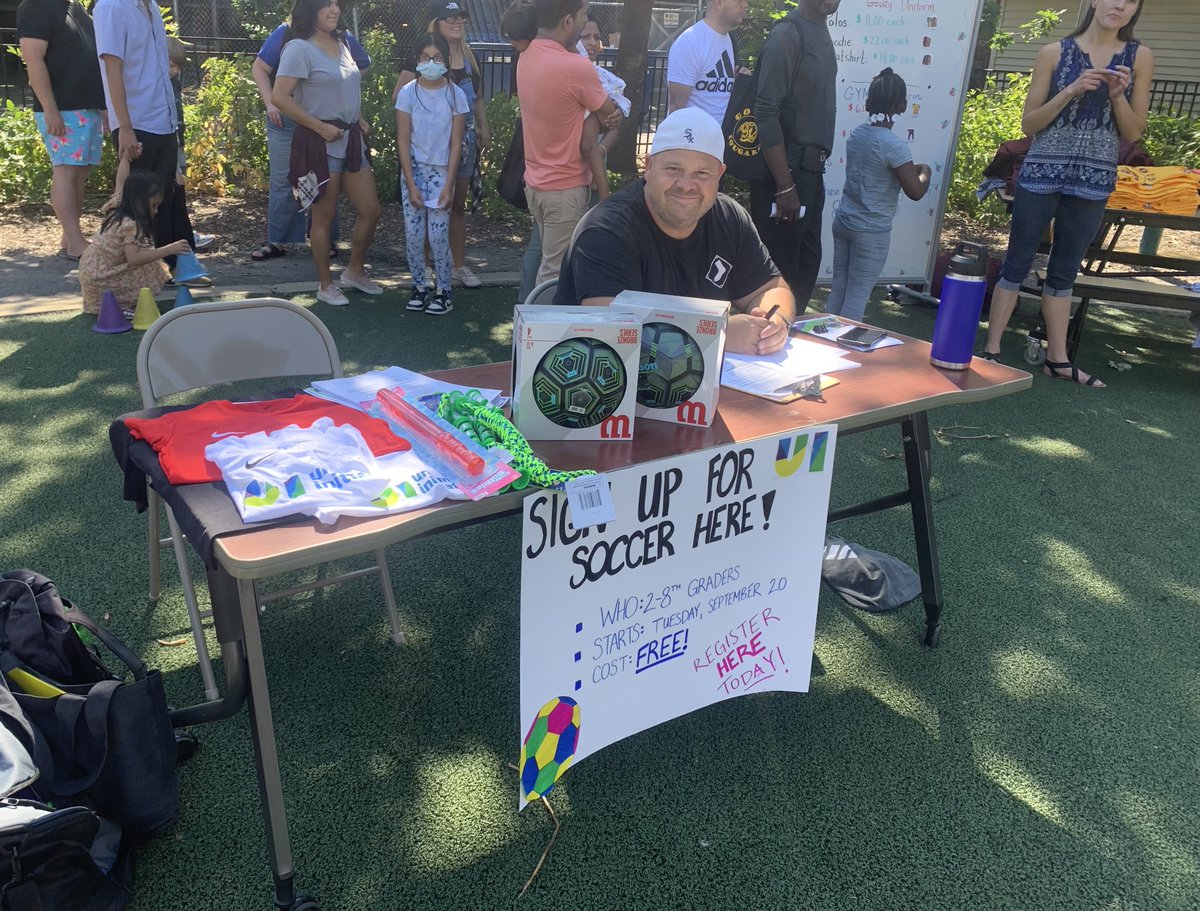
[0,288,1197,910]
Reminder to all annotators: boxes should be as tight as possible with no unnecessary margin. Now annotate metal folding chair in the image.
[135,297,403,700]
[524,279,559,305]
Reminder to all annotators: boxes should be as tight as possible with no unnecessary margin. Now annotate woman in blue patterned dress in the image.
[982,0,1153,386]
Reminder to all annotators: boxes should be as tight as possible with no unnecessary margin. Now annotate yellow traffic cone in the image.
[132,286,161,331]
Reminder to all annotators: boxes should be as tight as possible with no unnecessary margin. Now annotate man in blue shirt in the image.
[94,0,178,248]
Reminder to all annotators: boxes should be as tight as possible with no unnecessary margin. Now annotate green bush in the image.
[0,100,118,203]
[359,28,400,202]
[478,93,524,224]
[0,100,55,203]
[1142,111,1200,167]
[186,55,269,195]
[946,74,1029,227]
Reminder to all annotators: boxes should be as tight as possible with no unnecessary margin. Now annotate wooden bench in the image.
[1085,246,1200,275]
[1028,270,1200,360]
[1063,272,1200,313]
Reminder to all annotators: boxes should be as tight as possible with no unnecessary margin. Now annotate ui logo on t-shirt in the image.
[695,51,736,94]
[706,255,732,289]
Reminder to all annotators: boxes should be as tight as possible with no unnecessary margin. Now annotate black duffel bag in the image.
[0,571,178,840]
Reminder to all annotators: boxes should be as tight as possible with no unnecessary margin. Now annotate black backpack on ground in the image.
[0,673,132,910]
[0,571,179,839]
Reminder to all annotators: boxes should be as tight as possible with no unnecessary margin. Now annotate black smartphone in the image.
[836,327,888,349]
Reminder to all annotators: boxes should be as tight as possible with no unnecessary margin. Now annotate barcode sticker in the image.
[565,474,616,529]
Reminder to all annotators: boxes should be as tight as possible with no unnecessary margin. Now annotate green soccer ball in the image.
[531,337,627,428]
[638,322,705,408]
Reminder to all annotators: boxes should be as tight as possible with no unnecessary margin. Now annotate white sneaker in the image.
[340,271,383,295]
[425,290,454,315]
[452,265,482,288]
[193,233,216,252]
[317,284,349,306]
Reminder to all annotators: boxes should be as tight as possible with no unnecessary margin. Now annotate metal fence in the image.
[0,27,673,158]
[984,69,1200,118]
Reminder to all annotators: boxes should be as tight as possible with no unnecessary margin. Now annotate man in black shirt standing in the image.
[750,0,840,314]
[556,108,794,356]
[17,0,108,260]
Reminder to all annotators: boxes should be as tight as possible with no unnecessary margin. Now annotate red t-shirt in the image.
[125,395,410,484]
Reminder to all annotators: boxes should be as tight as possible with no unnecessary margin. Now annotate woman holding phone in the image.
[981,0,1153,386]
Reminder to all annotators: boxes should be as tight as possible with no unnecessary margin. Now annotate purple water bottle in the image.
[930,241,989,370]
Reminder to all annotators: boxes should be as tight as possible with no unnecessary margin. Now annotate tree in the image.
[609,0,654,175]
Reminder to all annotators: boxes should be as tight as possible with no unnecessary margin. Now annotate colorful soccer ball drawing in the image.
[520,696,581,800]
[638,322,704,408]
[531,338,627,428]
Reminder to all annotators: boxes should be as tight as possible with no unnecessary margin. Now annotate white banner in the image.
[821,0,986,283]
[518,428,838,807]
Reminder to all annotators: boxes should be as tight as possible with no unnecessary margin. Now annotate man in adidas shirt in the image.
[666,0,748,124]
[555,108,794,356]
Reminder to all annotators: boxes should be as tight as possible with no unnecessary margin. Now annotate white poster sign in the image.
[821,0,985,283]
[518,428,838,807]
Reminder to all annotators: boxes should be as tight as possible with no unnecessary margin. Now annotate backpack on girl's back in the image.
[395,33,469,317]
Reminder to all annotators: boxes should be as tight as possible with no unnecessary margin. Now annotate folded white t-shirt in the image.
[205,418,466,524]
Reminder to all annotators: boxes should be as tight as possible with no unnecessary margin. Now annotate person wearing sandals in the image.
[251,13,370,263]
[17,0,107,262]
[982,0,1153,387]
[272,0,383,306]
[393,1,491,290]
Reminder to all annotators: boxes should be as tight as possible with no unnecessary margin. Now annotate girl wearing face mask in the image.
[393,2,490,290]
[395,33,468,316]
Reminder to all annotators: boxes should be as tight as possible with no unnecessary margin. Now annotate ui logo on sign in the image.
[774,431,829,477]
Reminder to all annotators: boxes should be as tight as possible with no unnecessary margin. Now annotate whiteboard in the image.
[818,0,986,285]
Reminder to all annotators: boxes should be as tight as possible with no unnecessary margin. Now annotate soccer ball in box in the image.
[512,305,641,441]
[610,290,730,427]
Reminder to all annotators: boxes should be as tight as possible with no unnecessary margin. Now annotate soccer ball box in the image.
[512,305,641,441]
[610,290,730,427]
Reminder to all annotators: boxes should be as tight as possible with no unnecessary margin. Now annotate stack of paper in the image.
[308,366,504,414]
[721,337,860,400]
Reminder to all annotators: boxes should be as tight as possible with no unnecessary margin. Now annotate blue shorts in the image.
[457,128,477,180]
[328,151,369,174]
[36,109,104,167]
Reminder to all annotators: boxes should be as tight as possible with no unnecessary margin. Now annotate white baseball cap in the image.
[650,108,725,165]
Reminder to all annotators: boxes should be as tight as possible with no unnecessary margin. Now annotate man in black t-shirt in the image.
[17,0,108,260]
[751,0,840,314]
[556,108,794,356]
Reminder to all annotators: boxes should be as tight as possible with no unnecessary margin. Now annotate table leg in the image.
[232,572,304,909]
[901,413,943,646]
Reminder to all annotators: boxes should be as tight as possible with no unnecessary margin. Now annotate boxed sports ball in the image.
[610,290,730,428]
[511,305,642,441]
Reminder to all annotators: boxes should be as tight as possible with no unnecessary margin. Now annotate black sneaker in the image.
[406,286,429,312]
[425,290,453,316]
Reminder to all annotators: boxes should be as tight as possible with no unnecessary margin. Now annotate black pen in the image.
[763,304,780,326]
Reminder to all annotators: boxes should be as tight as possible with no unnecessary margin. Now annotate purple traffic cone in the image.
[93,290,132,334]
[174,285,195,308]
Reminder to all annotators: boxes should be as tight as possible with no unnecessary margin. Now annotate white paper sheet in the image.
[307,366,503,414]
[724,337,861,381]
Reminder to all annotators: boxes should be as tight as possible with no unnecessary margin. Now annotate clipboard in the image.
[736,374,840,403]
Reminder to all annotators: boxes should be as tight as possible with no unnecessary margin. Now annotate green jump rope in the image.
[437,390,597,492]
